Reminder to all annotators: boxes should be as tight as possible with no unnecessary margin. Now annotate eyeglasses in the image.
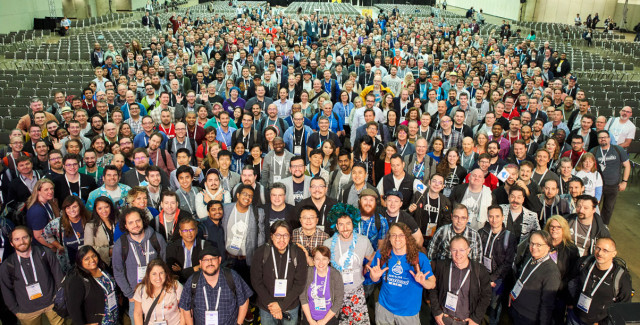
[180,228,196,233]
[273,234,290,240]
[65,163,79,167]
[290,165,305,169]
[239,192,252,198]
[530,242,548,248]
[452,215,468,220]
[49,157,62,161]
[301,216,317,221]
[548,225,563,230]
[201,257,218,263]
[389,233,405,240]
[310,185,326,189]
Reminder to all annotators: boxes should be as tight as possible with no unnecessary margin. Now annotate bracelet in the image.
[622,180,628,183]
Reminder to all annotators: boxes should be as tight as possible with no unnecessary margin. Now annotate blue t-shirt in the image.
[26,203,54,231]
[372,250,433,316]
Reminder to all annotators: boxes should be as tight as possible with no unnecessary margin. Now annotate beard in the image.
[203,265,220,276]
[86,161,96,168]
[359,203,376,216]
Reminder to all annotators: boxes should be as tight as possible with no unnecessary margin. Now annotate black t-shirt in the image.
[306,131,341,150]
[53,173,98,205]
[268,208,287,226]
[385,210,420,234]
[292,181,305,204]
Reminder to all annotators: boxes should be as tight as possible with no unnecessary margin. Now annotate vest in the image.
[382,174,415,209]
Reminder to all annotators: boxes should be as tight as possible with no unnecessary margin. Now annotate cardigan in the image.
[84,221,115,265]
[299,266,344,317]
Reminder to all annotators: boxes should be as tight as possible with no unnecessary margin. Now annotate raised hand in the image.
[409,265,433,288]
[175,93,184,103]
[365,258,388,281]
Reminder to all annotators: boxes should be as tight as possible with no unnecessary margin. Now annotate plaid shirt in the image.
[434,129,463,151]
[354,214,389,251]
[292,227,329,254]
[179,269,253,325]
[426,224,483,263]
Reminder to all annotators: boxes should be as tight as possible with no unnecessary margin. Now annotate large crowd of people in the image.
[0,2,636,325]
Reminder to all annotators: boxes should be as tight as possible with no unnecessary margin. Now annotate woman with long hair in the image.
[474,131,489,154]
[321,140,339,172]
[386,110,399,142]
[119,122,134,139]
[572,153,603,201]
[334,91,355,135]
[300,90,315,120]
[202,141,222,171]
[544,137,562,171]
[65,245,119,325]
[230,141,247,174]
[42,195,91,273]
[544,216,580,325]
[84,196,118,266]
[368,223,435,322]
[26,178,60,250]
[195,168,232,219]
[300,246,344,325]
[427,137,445,163]
[436,148,468,197]
[133,259,184,325]
[375,143,398,185]
[380,93,395,124]
[353,135,376,185]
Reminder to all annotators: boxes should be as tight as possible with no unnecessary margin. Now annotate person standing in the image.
[300,245,344,325]
[323,203,374,325]
[368,223,436,323]
[509,230,561,324]
[589,130,630,225]
[0,226,65,325]
[429,235,492,325]
[567,237,633,325]
[179,246,253,325]
[251,220,308,325]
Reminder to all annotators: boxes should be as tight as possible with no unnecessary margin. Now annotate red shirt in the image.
[561,149,585,167]
[157,124,176,139]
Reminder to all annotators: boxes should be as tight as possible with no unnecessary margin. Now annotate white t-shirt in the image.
[605,117,636,145]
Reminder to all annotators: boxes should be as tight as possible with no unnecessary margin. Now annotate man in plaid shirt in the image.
[292,204,329,264]
[426,203,483,262]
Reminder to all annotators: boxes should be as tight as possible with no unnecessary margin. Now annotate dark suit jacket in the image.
[165,238,214,283]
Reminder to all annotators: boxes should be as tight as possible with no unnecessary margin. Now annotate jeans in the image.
[600,184,619,225]
[260,305,300,325]
[129,300,135,323]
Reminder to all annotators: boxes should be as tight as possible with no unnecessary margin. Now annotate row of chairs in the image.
[282,2,361,16]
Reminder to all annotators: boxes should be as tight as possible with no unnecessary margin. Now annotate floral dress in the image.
[95,272,118,325]
[43,217,84,273]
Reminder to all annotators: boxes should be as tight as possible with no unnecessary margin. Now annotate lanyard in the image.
[130,241,150,267]
[43,203,54,221]
[518,257,545,285]
[314,267,329,297]
[203,286,222,311]
[573,220,593,250]
[160,124,173,136]
[413,160,425,178]
[294,129,305,147]
[446,166,458,188]
[427,195,441,223]
[582,263,613,297]
[396,141,407,156]
[94,271,115,294]
[541,201,556,224]
[536,169,548,186]
[273,155,286,179]
[69,221,83,245]
[359,218,374,237]
[448,263,471,295]
[271,246,290,279]
[18,252,38,284]
[599,147,609,168]
[65,174,81,197]
[180,190,194,214]
[484,230,501,257]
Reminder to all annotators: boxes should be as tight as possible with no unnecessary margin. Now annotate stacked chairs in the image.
[283,2,361,16]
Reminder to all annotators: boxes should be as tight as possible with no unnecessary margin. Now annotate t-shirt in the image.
[461,190,482,222]
[134,283,184,324]
[292,181,305,204]
[63,221,85,263]
[323,234,374,292]
[606,118,636,145]
[268,208,286,226]
[572,170,603,198]
[107,188,122,203]
[307,270,332,321]
[306,131,341,150]
[570,219,592,256]
[591,145,629,185]
[371,251,433,316]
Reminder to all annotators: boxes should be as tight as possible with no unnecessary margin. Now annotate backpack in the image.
[189,268,236,310]
[120,232,162,277]
[52,273,91,318]
[579,255,629,298]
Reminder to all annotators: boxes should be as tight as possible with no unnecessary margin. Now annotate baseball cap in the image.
[60,106,72,114]
[199,246,221,259]
[385,190,403,200]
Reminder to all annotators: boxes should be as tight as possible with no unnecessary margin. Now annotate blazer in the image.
[280,176,312,206]
[165,239,214,283]
[428,259,492,324]
[84,221,114,265]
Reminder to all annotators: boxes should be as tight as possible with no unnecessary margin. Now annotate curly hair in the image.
[327,203,361,230]
[378,222,424,269]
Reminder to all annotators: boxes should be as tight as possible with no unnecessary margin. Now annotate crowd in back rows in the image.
[0,4,636,325]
